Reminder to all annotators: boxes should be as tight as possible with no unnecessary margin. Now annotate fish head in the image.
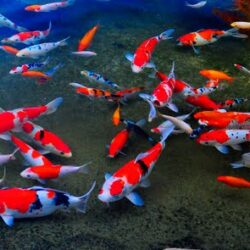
[9,66,21,74]
[98,177,125,203]
[196,131,218,145]
[20,168,37,180]
[25,5,41,12]
[1,37,13,44]
[16,49,29,58]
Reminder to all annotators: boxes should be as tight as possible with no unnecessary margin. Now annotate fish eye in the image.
[27,174,31,178]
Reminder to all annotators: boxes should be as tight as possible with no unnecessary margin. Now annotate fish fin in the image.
[140,178,151,188]
[139,94,157,122]
[230,161,244,169]
[125,53,134,62]
[38,149,50,155]
[0,132,11,141]
[225,28,248,38]
[192,45,200,54]
[58,37,70,46]
[159,29,175,40]
[160,125,175,141]
[0,167,6,185]
[168,61,175,79]
[38,178,46,185]
[23,159,30,167]
[119,151,127,156]
[215,145,229,154]
[135,118,146,127]
[44,97,63,115]
[45,63,63,77]
[105,173,112,180]
[1,215,14,227]
[69,82,85,88]
[165,102,179,113]
[126,192,144,206]
[0,107,5,112]
[135,152,149,162]
[43,57,50,65]
[230,144,242,151]
[145,61,156,69]
[78,162,91,174]
[76,181,96,213]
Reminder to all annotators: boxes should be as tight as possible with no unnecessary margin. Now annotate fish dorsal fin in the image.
[1,214,14,227]
[105,173,112,180]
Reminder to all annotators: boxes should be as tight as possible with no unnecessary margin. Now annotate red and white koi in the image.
[20,162,89,184]
[177,28,247,54]
[0,182,95,227]
[2,22,51,45]
[9,57,49,74]
[0,14,27,32]
[98,126,174,206]
[11,135,52,166]
[196,129,250,154]
[0,97,63,139]
[234,64,250,75]
[21,121,72,158]
[16,37,69,59]
[25,0,75,12]
[126,29,174,73]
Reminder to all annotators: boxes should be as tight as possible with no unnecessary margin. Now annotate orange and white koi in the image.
[98,126,174,206]
[0,14,27,32]
[20,162,89,184]
[2,22,51,45]
[0,45,19,55]
[25,0,75,12]
[112,104,121,126]
[0,182,95,227]
[217,176,250,188]
[0,97,63,139]
[11,135,52,166]
[77,24,99,52]
[16,37,69,59]
[21,121,72,158]
[177,28,247,54]
[126,29,174,73]
[196,129,250,154]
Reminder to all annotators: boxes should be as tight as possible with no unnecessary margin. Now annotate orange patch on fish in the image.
[112,105,121,126]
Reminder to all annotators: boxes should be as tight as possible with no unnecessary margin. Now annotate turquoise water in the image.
[0,0,250,249]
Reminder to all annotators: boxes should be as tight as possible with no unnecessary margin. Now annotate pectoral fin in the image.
[105,173,112,180]
[215,145,229,154]
[125,53,134,62]
[126,192,144,206]
[230,144,242,151]
[1,215,14,227]
[145,61,155,69]
[165,102,179,113]
[140,179,151,188]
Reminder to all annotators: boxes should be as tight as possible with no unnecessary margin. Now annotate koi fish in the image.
[11,135,52,167]
[112,87,144,102]
[0,181,95,227]
[98,126,174,206]
[72,51,97,57]
[2,22,51,45]
[234,64,250,75]
[126,28,174,73]
[0,13,27,32]
[185,95,220,110]
[77,24,99,52]
[139,62,177,122]
[0,149,18,166]
[0,97,63,139]
[9,57,49,74]
[177,28,247,54]
[231,22,250,30]
[81,70,120,89]
[21,121,72,158]
[16,37,69,59]
[25,0,75,12]
[22,63,63,84]
[217,176,250,188]
[230,153,250,169]
[196,129,250,154]
[20,162,89,184]
[112,105,121,126]
[199,69,234,82]
[185,1,207,8]
[70,82,113,99]
[0,45,19,55]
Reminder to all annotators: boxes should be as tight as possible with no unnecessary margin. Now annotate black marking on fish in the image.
[137,160,148,176]
[39,130,45,140]
[30,195,43,212]
[54,192,70,208]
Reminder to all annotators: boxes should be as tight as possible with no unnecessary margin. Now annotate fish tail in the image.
[78,162,91,174]
[16,25,27,32]
[159,124,175,143]
[58,37,70,46]
[159,29,175,40]
[168,61,175,80]
[230,161,244,169]
[44,97,63,115]
[225,28,248,38]
[45,63,64,77]
[10,148,19,160]
[75,181,96,213]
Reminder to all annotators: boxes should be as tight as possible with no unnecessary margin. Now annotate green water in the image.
[0,10,250,250]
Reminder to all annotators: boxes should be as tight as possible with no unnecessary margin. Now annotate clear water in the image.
[0,0,250,249]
